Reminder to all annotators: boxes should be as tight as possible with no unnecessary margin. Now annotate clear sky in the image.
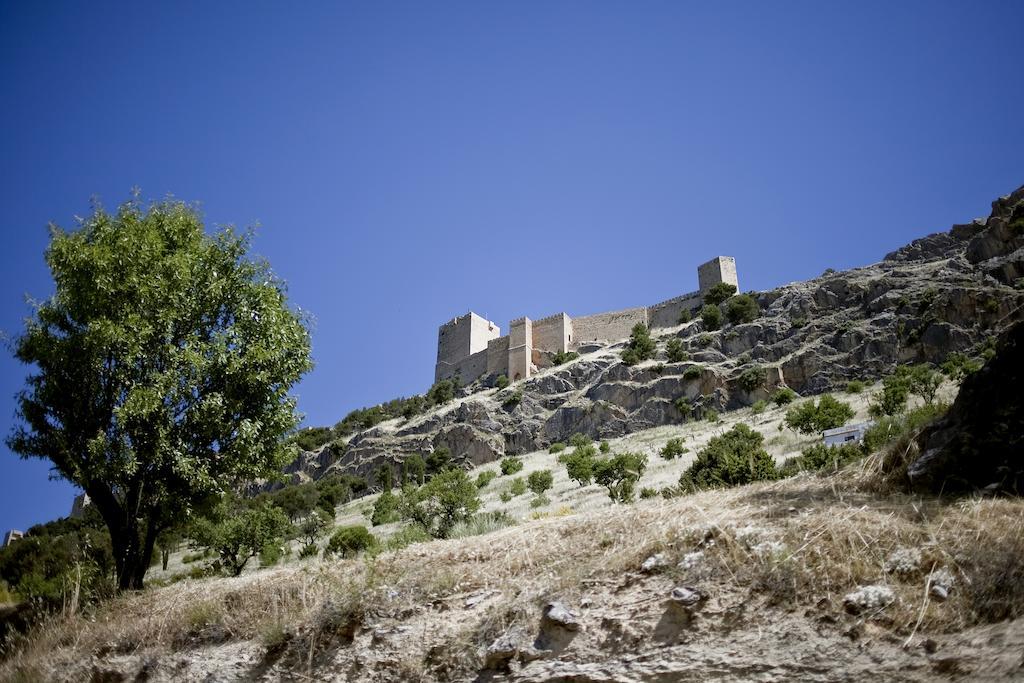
[1,1,1021,532]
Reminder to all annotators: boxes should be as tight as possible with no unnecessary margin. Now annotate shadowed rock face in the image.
[283,185,1024,484]
[908,320,1024,495]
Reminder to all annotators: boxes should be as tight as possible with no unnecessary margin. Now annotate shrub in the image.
[529,495,550,509]
[449,510,517,538]
[845,380,865,394]
[725,294,759,325]
[561,445,597,486]
[495,374,510,389]
[679,424,776,492]
[569,433,592,449]
[298,543,320,559]
[551,350,579,365]
[509,477,527,496]
[548,442,566,454]
[940,353,981,383]
[700,304,722,331]
[704,282,737,306]
[383,524,432,552]
[772,387,797,406]
[599,440,611,453]
[791,316,807,329]
[862,402,949,454]
[259,542,284,568]
[779,443,865,477]
[399,468,481,539]
[906,364,942,404]
[785,395,854,434]
[621,323,656,365]
[677,309,692,324]
[737,365,766,392]
[661,437,689,460]
[683,366,701,380]
[501,389,523,408]
[476,470,498,489]
[500,457,524,475]
[426,447,454,474]
[426,378,458,406]
[696,334,713,348]
[751,399,768,414]
[296,509,330,552]
[666,338,689,363]
[675,396,692,420]
[639,487,659,500]
[869,370,910,417]
[593,452,648,503]
[499,490,512,503]
[704,408,720,423]
[370,490,401,526]
[324,525,376,558]
[402,454,427,486]
[527,469,554,495]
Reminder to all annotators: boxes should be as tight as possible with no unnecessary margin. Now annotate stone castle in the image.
[435,256,739,384]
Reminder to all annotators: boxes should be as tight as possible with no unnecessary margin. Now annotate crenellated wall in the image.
[572,306,648,345]
[648,290,702,329]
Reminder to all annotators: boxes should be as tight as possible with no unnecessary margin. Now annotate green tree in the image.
[665,338,689,363]
[660,438,688,460]
[700,304,722,331]
[324,525,376,558]
[621,323,656,365]
[679,424,776,491]
[427,379,457,406]
[192,501,292,577]
[296,509,331,554]
[561,446,596,486]
[400,468,481,539]
[370,489,401,526]
[7,198,311,589]
[869,370,911,417]
[940,353,981,383]
[402,454,427,486]
[703,282,737,306]
[593,452,648,503]
[907,364,942,405]
[785,395,854,434]
[725,294,759,325]
[527,469,554,495]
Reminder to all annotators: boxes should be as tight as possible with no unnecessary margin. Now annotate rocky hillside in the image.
[288,185,1024,484]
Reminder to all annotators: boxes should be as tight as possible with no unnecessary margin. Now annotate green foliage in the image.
[779,443,865,477]
[501,389,523,408]
[291,427,335,452]
[704,282,737,306]
[599,440,611,454]
[869,369,911,417]
[679,424,777,492]
[324,525,376,558]
[495,374,510,390]
[940,353,982,383]
[700,304,722,331]
[906,364,943,404]
[509,477,527,497]
[6,198,313,589]
[751,400,768,414]
[383,524,432,551]
[660,438,689,460]
[725,294,759,325]
[675,396,692,420]
[772,387,798,405]
[259,541,284,568]
[499,490,513,503]
[593,452,648,503]
[400,469,482,539]
[665,338,689,363]
[527,469,554,495]
[402,454,427,486]
[569,433,592,449]
[426,378,458,407]
[737,365,766,392]
[621,323,656,365]
[862,402,949,454]
[529,495,551,509]
[500,457,524,476]
[548,442,566,454]
[298,544,320,559]
[639,487,659,500]
[426,447,454,474]
[296,510,330,553]
[370,490,401,526]
[561,443,597,486]
[192,501,292,577]
[449,511,517,538]
[696,333,713,348]
[785,395,854,434]
[476,470,498,489]
[845,380,866,394]
[791,315,807,329]
[551,350,579,365]
[374,465,395,491]
[677,309,692,324]
[683,366,702,380]
[704,408,720,423]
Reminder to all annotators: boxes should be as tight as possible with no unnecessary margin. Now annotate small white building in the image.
[822,421,873,447]
[2,529,23,548]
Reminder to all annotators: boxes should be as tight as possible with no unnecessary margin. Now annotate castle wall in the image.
[532,312,573,353]
[648,290,702,329]
[508,317,533,381]
[435,312,500,383]
[487,335,510,376]
[436,348,489,384]
[572,306,648,345]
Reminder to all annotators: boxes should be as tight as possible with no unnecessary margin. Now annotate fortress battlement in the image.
[434,256,738,384]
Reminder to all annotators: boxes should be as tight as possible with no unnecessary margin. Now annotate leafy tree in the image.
[785,395,854,434]
[400,469,481,539]
[725,294,759,325]
[703,282,737,306]
[869,371,911,417]
[426,447,454,474]
[906,364,943,405]
[156,524,187,572]
[374,465,395,491]
[500,457,524,475]
[561,446,596,486]
[940,353,981,383]
[297,510,331,553]
[593,452,648,503]
[737,365,766,392]
[551,350,579,365]
[370,489,401,526]
[402,454,427,486]
[660,438,689,460]
[192,501,292,577]
[400,395,427,420]
[426,379,457,406]
[324,526,376,558]
[527,469,554,495]
[7,198,311,589]
[679,424,776,492]
[621,323,656,365]
[700,304,722,331]
[272,483,319,523]
[665,338,689,363]
[771,387,798,406]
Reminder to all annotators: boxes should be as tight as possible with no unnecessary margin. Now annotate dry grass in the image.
[3,474,1022,680]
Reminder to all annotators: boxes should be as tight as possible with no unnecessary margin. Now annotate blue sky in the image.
[1,1,1021,532]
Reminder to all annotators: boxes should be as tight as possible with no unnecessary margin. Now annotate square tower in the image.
[435,312,500,382]
[697,256,739,292]
[508,317,533,382]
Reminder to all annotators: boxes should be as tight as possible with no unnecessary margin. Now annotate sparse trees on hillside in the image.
[701,304,722,331]
[621,323,657,365]
[704,282,737,306]
[726,294,759,325]
[6,198,312,589]
[679,424,776,492]
[192,501,292,577]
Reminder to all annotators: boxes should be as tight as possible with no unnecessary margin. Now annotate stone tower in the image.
[697,256,739,292]
[508,317,533,381]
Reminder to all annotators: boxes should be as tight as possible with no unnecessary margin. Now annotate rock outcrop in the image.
[286,185,1024,484]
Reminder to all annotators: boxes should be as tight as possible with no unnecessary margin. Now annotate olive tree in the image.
[7,198,312,589]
